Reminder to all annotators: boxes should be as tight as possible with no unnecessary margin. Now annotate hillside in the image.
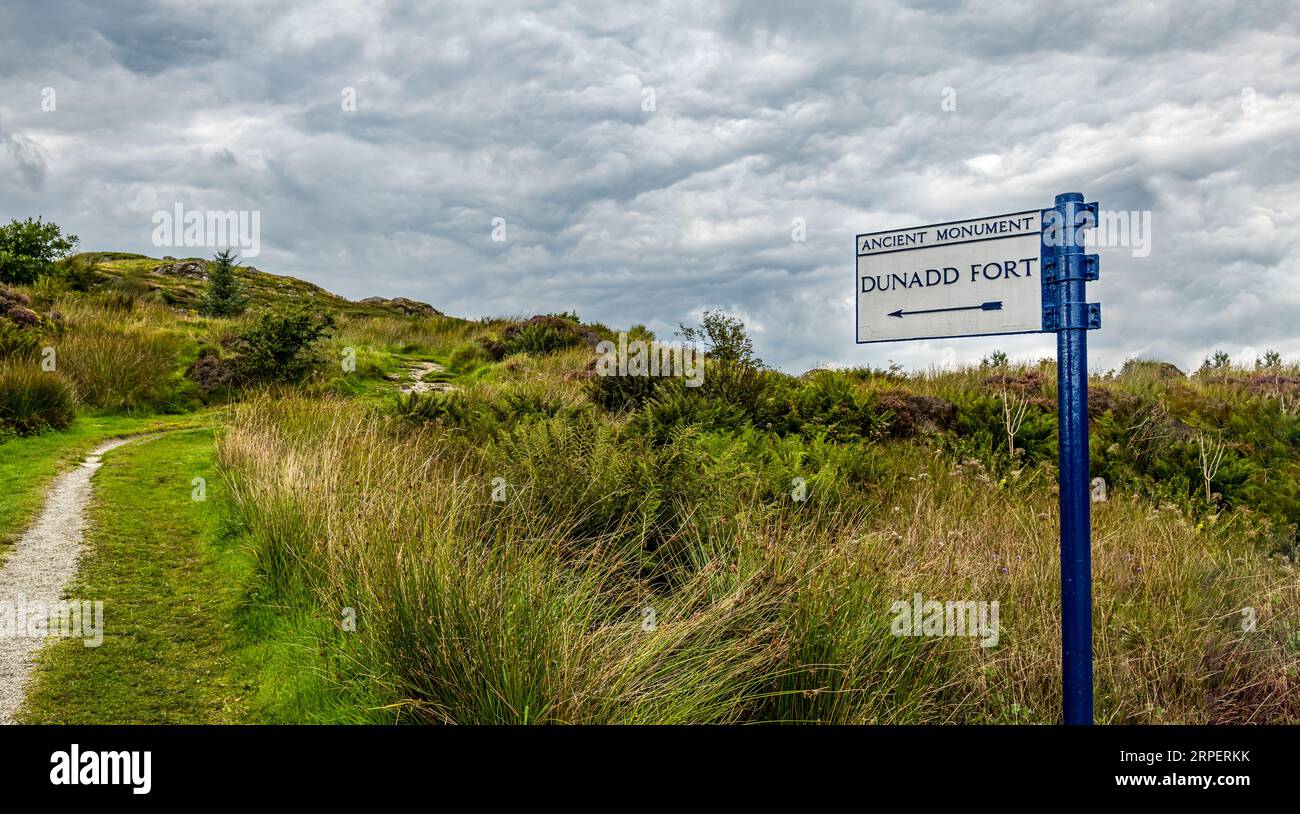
[84,252,443,320]
[1,252,1297,724]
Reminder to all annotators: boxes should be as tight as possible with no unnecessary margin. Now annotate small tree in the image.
[1197,350,1231,384]
[203,249,248,317]
[981,349,1009,370]
[0,217,79,285]
[677,309,761,367]
[1258,349,1283,371]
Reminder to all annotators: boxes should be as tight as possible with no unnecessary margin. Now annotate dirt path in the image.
[398,360,456,395]
[0,436,140,724]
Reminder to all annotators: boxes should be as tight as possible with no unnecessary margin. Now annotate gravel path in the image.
[0,437,138,723]
[399,360,456,394]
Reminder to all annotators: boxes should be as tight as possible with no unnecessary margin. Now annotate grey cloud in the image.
[2,125,46,189]
[1,0,1299,373]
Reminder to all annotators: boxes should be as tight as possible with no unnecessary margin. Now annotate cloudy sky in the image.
[2,0,1298,373]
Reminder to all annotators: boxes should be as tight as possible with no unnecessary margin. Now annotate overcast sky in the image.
[2,1,1298,373]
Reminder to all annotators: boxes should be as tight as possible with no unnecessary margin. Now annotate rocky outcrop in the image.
[152,259,208,280]
[359,296,442,317]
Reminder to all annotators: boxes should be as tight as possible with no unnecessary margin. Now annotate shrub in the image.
[872,389,957,437]
[447,342,491,375]
[498,315,587,357]
[0,284,33,317]
[0,217,79,285]
[231,303,337,383]
[188,349,238,393]
[0,320,40,360]
[54,254,105,292]
[0,285,56,360]
[584,357,662,411]
[631,378,751,443]
[0,362,75,434]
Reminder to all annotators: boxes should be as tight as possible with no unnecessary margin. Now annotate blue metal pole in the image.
[1052,192,1094,724]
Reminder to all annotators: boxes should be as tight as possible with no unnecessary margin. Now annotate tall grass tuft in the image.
[54,327,183,411]
[0,361,76,435]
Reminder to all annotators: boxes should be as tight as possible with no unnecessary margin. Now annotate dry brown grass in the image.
[215,395,1300,723]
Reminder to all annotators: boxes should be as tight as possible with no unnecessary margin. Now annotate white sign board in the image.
[856,210,1044,343]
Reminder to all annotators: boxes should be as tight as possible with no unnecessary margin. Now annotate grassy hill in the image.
[2,252,1297,724]
[82,252,437,320]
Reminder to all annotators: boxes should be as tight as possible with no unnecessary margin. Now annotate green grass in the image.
[89,253,436,320]
[17,425,389,724]
[0,414,193,556]
[17,428,249,723]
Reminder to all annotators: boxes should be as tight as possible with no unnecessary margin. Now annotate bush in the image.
[631,379,751,443]
[447,342,491,375]
[677,309,761,367]
[0,284,57,361]
[0,320,40,360]
[497,315,587,357]
[584,357,662,411]
[231,303,336,383]
[0,218,79,285]
[188,349,238,393]
[54,254,105,292]
[0,362,75,434]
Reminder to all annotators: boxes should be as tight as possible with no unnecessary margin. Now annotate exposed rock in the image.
[399,361,456,394]
[153,259,209,280]
[359,296,442,317]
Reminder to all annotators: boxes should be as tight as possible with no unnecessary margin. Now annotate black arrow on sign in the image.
[888,301,1003,318]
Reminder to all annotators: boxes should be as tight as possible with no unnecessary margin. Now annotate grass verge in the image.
[17,425,387,724]
[0,414,201,558]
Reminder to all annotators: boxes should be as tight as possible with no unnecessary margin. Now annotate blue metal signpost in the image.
[855,190,1100,724]
[1041,192,1100,725]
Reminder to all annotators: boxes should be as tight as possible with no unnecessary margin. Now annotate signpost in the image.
[856,192,1100,724]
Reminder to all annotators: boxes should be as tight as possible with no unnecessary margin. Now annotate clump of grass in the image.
[336,314,483,356]
[54,327,184,412]
[0,361,76,435]
[218,397,782,722]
